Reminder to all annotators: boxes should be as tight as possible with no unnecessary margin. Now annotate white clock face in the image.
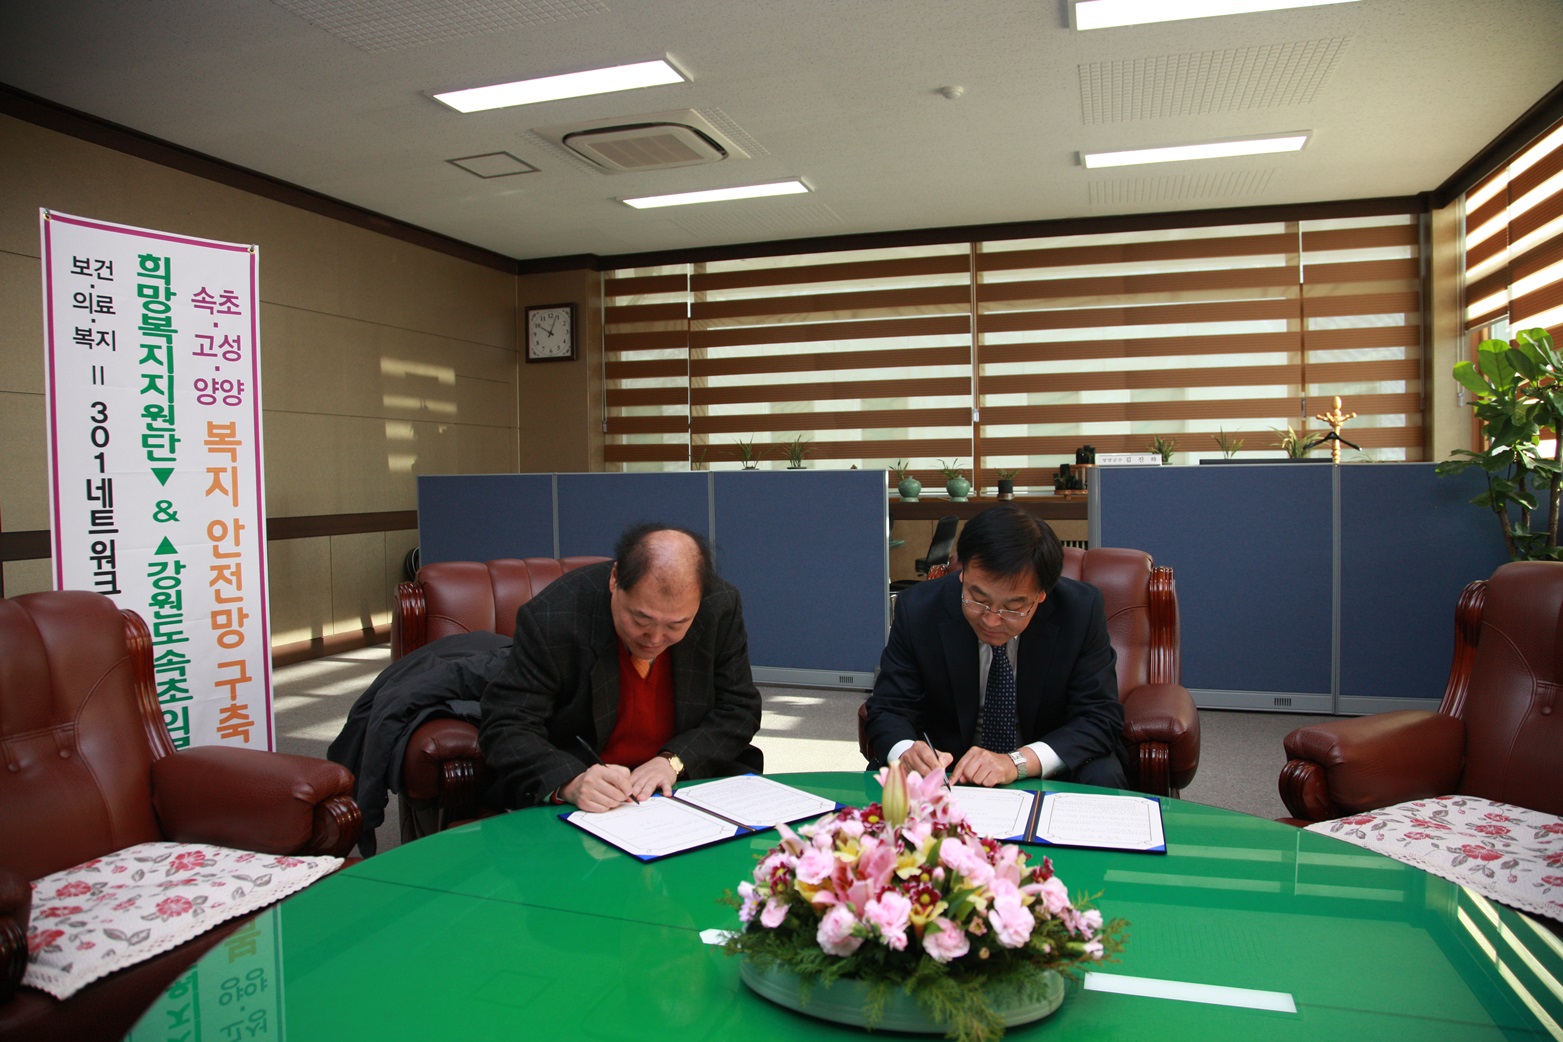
[528,306,573,359]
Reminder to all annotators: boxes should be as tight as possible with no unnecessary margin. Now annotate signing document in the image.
[562,775,839,861]
[950,788,1166,853]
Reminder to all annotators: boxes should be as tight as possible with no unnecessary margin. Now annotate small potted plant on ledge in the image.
[890,460,921,502]
[1149,435,1177,464]
[1272,425,1319,459]
[1212,429,1243,459]
[785,434,811,470]
[995,468,1019,500]
[735,436,759,470]
[939,459,971,502]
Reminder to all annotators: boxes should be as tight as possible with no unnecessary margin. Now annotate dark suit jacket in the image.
[864,572,1126,775]
[478,560,763,808]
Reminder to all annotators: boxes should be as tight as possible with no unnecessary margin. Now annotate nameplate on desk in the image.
[950,787,1166,854]
[1094,453,1163,467]
[561,774,840,862]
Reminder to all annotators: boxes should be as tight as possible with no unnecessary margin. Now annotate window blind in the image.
[1463,117,1563,340]
[605,212,1423,483]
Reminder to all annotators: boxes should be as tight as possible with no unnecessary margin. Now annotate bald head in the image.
[612,522,716,599]
[609,524,715,662]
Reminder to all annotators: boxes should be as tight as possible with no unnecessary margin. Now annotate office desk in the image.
[126,774,1562,1041]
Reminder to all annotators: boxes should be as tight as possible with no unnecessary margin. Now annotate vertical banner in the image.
[41,210,272,751]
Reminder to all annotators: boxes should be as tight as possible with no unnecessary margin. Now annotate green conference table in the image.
[125,773,1563,1041]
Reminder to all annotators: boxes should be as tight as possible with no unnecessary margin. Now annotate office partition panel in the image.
[417,474,556,563]
[1338,465,1508,710]
[1092,463,1510,714]
[1093,464,1334,710]
[414,471,889,687]
[712,471,888,687]
[556,473,710,556]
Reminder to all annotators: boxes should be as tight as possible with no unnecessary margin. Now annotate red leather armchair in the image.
[1280,561,1563,823]
[0,591,361,1042]
[392,557,608,842]
[860,546,1201,797]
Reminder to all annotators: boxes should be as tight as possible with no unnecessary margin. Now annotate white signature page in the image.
[1033,792,1167,853]
[949,786,1038,842]
[671,774,839,830]
[563,796,743,861]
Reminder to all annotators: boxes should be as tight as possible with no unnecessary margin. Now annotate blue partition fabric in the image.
[1339,465,1508,704]
[1095,464,1334,699]
[712,471,888,677]
[1095,463,1512,713]
[414,471,890,685]
[556,473,711,557]
[418,474,556,563]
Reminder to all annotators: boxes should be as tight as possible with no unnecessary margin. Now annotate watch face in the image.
[527,304,575,361]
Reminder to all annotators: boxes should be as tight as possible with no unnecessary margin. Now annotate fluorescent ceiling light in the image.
[1073,0,1360,31]
[1082,134,1310,168]
[432,59,685,113]
[621,180,811,209]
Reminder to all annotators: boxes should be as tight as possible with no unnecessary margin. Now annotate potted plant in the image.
[735,436,759,470]
[939,459,971,502]
[1436,328,1563,560]
[1212,429,1243,459]
[1149,435,1176,464]
[995,468,1019,500]
[889,460,921,502]
[1272,425,1318,459]
[784,434,811,470]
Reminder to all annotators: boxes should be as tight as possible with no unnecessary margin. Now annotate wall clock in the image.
[525,303,577,362]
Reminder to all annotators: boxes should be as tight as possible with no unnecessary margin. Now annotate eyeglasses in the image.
[960,592,1036,620]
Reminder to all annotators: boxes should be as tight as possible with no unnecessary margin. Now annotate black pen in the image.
[575,735,640,804]
[921,731,952,789]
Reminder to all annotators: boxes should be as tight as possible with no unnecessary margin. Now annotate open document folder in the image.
[561,774,841,862]
[951,787,1167,854]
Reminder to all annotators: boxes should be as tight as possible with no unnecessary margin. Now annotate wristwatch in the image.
[1008,750,1029,781]
[659,751,686,779]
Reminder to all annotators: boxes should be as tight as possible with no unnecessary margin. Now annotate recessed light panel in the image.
[433,59,686,113]
[621,180,811,209]
[1082,134,1310,168]
[1073,0,1360,31]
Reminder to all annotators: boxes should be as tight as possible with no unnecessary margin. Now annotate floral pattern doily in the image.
[24,841,341,999]
[1306,795,1563,921]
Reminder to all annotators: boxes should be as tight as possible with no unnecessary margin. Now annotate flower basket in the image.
[723,764,1126,1042]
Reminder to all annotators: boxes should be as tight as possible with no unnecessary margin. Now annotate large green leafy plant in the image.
[1436,328,1563,560]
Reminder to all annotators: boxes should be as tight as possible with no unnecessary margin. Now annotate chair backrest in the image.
[919,516,960,572]
[1445,560,1563,815]
[1060,546,1180,700]
[392,557,610,660]
[0,592,170,881]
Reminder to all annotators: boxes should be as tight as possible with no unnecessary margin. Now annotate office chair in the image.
[890,515,959,593]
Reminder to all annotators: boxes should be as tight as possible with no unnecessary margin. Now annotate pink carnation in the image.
[921,917,970,963]
[1034,875,1071,917]
[760,897,790,929]
[817,905,863,957]
[864,891,912,951]
[988,882,1035,948]
[737,881,762,923]
[795,847,835,886]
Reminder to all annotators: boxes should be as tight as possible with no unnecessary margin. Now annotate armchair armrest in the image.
[1279,710,1465,822]
[0,867,29,1005]
[151,746,362,858]
[1121,682,1200,795]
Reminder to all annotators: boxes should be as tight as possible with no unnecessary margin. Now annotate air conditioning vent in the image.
[535,109,751,174]
[563,122,727,171]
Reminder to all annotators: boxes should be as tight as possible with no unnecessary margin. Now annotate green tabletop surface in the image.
[125,772,1563,1042]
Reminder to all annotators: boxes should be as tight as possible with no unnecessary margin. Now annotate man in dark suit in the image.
[480,523,762,812]
[865,504,1128,788]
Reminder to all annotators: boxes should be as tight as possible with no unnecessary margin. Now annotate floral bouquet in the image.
[723,762,1127,1042]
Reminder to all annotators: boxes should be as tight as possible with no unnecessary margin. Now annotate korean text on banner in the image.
[40,210,272,751]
